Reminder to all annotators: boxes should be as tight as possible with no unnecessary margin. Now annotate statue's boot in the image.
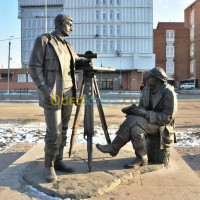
[125,138,148,168]
[44,154,57,183]
[96,124,130,156]
[54,146,75,173]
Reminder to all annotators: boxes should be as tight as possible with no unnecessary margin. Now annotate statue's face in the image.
[147,74,159,87]
[60,19,73,36]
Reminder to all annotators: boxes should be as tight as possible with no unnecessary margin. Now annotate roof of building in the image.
[185,0,199,11]
[156,22,186,30]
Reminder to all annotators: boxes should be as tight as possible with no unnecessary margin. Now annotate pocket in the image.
[45,59,59,71]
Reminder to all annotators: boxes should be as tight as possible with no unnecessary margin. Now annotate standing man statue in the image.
[29,14,90,182]
[96,67,177,168]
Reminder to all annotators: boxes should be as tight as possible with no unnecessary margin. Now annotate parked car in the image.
[180,83,195,90]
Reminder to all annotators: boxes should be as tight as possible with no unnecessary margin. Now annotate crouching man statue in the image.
[96,67,178,168]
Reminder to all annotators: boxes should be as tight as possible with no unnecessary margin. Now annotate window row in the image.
[22,18,55,29]
[96,10,121,21]
[96,0,120,5]
[22,10,62,18]
[18,74,33,83]
[22,29,54,39]
[96,40,121,52]
[96,25,121,36]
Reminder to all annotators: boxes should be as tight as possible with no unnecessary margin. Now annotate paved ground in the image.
[0,98,200,131]
[0,144,200,200]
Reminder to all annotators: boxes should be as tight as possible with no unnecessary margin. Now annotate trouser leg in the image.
[96,115,134,156]
[54,90,74,173]
[44,109,62,156]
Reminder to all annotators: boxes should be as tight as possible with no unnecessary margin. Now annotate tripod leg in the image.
[69,79,84,158]
[93,78,111,144]
[84,73,94,172]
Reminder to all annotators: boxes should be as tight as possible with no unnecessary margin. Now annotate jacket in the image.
[139,83,178,148]
[29,32,80,110]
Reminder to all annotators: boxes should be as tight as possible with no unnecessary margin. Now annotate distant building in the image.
[185,0,200,88]
[18,0,155,90]
[0,68,36,90]
[153,22,190,87]
[18,0,63,68]
[154,0,200,88]
[64,0,155,90]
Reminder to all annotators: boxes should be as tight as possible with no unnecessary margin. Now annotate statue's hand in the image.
[130,106,147,117]
[122,104,137,114]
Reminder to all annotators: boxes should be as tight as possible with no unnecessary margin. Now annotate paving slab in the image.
[0,143,199,200]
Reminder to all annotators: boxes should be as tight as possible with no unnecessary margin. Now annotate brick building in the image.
[154,0,200,88]
[0,68,36,90]
[185,0,200,88]
[154,22,190,87]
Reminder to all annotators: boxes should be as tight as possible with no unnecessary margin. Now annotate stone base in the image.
[22,146,163,199]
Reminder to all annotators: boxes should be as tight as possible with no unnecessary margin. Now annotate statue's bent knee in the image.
[130,126,145,141]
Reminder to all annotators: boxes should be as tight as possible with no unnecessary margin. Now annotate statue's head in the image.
[54,14,73,36]
[147,67,168,87]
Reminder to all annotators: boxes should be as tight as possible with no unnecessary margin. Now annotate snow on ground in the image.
[0,123,200,153]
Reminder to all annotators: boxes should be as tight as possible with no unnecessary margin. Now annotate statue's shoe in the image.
[96,143,118,157]
[124,157,148,169]
[54,160,75,173]
[44,167,57,183]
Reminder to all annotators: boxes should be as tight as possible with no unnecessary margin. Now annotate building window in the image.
[23,20,27,28]
[190,44,195,57]
[166,46,174,57]
[109,41,114,51]
[32,20,36,28]
[37,19,42,28]
[96,10,100,21]
[28,74,33,82]
[117,0,120,5]
[102,11,107,21]
[166,62,174,74]
[103,26,107,35]
[117,40,121,50]
[110,0,113,5]
[166,30,175,41]
[116,11,121,20]
[110,10,114,20]
[110,25,114,35]
[96,0,99,5]
[190,9,195,24]
[18,74,26,83]
[96,40,100,52]
[28,20,31,28]
[96,25,100,35]
[190,61,195,73]
[117,25,120,36]
[103,0,106,5]
[103,40,107,52]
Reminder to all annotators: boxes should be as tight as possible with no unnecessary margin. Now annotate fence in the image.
[0,89,38,101]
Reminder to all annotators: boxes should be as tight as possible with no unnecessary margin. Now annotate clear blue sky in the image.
[0,0,196,69]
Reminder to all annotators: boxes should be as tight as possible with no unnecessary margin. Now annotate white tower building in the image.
[64,0,155,90]
[18,0,63,68]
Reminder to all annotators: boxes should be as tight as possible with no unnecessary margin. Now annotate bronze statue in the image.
[29,14,91,182]
[96,67,178,168]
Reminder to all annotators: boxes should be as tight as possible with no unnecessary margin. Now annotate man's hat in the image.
[149,67,168,82]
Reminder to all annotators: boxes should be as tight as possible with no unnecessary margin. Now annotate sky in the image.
[0,0,196,69]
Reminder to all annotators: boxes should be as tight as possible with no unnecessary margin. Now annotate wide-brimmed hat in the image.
[149,67,168,82]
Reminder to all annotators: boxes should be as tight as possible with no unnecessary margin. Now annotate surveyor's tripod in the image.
[69,61,115,171]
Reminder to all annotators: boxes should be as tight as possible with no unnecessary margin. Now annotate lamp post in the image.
[45,0,48,33]
[8,36,14,93]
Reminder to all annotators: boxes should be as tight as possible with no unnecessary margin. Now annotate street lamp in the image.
[8,36,14,93]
